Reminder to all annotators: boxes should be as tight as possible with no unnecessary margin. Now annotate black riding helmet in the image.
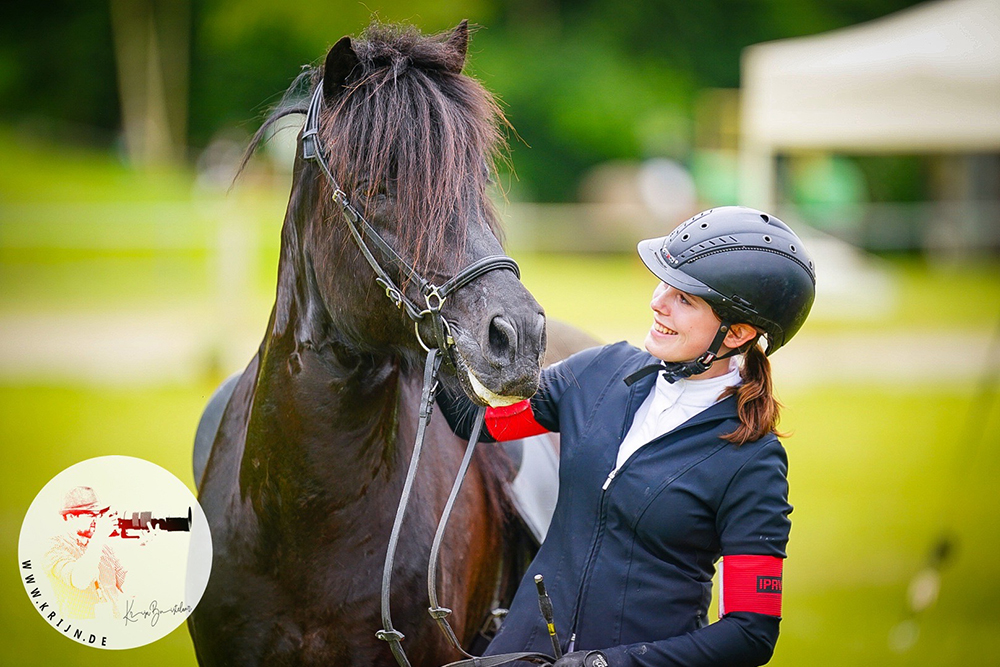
[638,206,816,355]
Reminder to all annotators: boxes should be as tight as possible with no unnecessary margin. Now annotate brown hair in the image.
[719,342,786,446]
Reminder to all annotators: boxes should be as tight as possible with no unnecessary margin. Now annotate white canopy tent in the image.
[738,0,1000,209]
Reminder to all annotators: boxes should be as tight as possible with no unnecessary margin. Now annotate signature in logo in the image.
[123,598,192,627]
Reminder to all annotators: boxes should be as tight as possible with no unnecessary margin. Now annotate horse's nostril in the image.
[488,315,517,363]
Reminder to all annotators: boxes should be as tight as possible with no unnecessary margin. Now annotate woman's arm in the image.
[557,611,779,667]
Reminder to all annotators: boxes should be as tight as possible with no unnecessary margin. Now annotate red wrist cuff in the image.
[485,400,548,441]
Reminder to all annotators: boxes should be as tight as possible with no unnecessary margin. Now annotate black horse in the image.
[189,21,587,666]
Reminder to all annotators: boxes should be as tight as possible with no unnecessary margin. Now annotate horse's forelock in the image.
[354,23,466,77]
[319,23,506,274]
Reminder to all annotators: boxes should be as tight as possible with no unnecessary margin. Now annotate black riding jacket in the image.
[440,342,791,667]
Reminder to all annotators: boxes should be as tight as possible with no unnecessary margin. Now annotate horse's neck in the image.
[240,174,408,523]
[244,329,401,484]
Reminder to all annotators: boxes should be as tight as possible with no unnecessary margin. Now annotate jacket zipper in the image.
[563,379,737,651]
[566,463,625,650]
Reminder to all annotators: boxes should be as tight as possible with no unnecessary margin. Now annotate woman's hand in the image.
[552,650,610,667]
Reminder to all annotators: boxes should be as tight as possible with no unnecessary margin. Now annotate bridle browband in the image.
[302,82,520,355]
[301,82,552,667]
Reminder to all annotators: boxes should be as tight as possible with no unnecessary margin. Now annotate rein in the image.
[302,82,551,667]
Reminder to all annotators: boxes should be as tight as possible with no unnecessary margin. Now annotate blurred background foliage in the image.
[1,0,927,202]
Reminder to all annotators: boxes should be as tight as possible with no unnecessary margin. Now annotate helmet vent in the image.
[760,214,770,222]
[763,235,773,243]
[789,244,797,252]
[681,233,690,241]
[700,222,709,229]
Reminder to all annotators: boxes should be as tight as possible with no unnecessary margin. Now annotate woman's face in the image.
[644,282,723,364]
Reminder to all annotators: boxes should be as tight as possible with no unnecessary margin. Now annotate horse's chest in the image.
[213,592,391,666]
[258,619,383,666]
[227,561,428,665]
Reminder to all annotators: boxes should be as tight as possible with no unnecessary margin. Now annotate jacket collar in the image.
[619,350,739,440]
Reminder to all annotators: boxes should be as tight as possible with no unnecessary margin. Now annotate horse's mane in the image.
[243,22,509,273]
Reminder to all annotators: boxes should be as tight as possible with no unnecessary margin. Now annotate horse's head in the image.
[297,21,545,404]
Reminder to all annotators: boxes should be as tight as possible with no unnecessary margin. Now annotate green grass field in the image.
[4,378,997,665]
[2,128,999,665]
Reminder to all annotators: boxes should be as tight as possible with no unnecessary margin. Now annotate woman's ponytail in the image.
[720,343,785,446]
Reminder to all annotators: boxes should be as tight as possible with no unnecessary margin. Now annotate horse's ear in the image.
[323,36,358,98]
[445,20,468,73]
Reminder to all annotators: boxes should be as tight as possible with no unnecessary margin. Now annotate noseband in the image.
[300,82,549,667]
[301,83,520,356]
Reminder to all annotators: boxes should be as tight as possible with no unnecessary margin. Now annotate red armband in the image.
[485,400,548,441]
[719,555,783,618]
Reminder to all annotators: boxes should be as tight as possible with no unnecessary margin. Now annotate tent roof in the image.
[740,0,1000,152]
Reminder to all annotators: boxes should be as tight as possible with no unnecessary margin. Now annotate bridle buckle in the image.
[424,286,446,313]
[414,314,454,353]
[376,277,404,309]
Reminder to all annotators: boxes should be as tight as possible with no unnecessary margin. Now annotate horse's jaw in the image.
[465,369,525,407]
[447,345,539,409]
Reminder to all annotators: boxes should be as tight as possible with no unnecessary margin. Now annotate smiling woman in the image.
[438,206,817,667]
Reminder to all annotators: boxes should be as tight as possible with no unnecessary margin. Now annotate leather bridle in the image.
[302,83,520,358]
[301,82,552,667]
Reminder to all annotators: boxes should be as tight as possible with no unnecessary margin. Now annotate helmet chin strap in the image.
[625,322,740,386]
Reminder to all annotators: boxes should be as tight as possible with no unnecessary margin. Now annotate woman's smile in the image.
[651,321,678,336]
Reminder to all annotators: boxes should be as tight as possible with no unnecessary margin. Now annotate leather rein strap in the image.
[302,82,549,667]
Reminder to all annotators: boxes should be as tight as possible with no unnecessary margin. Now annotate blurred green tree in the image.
[0,0,926,199]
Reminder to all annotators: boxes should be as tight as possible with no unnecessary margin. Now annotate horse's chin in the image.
[465,370,525,408]
[450,353,528,408]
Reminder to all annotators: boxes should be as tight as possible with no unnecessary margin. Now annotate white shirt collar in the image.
[652,357,742,408]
